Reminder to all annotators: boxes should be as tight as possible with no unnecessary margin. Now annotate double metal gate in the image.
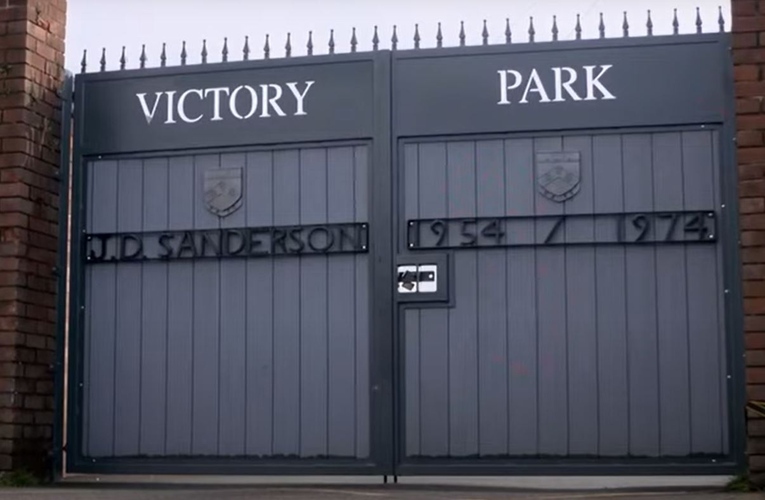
[61,25,745,476]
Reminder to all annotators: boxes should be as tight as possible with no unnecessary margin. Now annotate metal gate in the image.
[62,17,745,476]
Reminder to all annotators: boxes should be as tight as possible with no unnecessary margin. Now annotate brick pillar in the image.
[0,0,66,476]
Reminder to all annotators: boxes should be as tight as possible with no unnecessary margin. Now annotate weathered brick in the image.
[748,384,765,400]
[743,247,765,263]
[734,0,758,16]
[738,97,762,115]
[748,367,765,383]
[741,179,765,196]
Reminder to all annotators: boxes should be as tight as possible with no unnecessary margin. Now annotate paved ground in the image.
[0,486,760,499]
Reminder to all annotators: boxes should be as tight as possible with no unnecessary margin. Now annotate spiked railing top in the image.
[78,7,729,73]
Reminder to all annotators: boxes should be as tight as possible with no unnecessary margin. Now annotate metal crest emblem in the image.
[536,151,581,203]
[203,167,243,217]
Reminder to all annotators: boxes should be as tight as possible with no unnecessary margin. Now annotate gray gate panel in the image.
[327,147,356,457]
[418,143,450,457]
[244,151,274,456]
[353,145,370,459]
[272,150,301,456]
[165,156,194,455]
[219,152,248,456]
[592,135,629,456]
[652,133,692,456]
[476,140,508,456]
[87,160,118,457]
[114,160,143,456]
[682,131,724,454]
[139,159,169,456]
[299,148,329,457]
[563,136,598,456]
[623,134,661,457]
[534,137,568,456]
[191,154,221,455]
[402,130,728,461]
[504,139,538,456]
[446,141,479,457]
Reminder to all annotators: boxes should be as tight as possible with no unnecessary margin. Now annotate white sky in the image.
[65,0,730,72]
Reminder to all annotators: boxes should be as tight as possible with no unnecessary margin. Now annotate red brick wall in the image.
[0,0,66,476]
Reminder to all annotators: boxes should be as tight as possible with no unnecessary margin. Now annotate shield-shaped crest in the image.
[536,151,581,203]
[203,167,243,217]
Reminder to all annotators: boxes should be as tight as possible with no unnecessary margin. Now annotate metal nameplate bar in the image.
[407,211,716,250]
[85,222,368,263]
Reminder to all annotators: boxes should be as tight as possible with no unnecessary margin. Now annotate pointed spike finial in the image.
[696,7,703,34]
[673,8,679,34]
[201,39,208,63]
[99,47,106,72]
[391,25,398,50]
[482,19,489,45]
[285,32,291,57]
[552,15,558,41]
[528,16,535,43]
[575,14,582,40]
[459,20,466,46]
[505,18,512,44]
[329,29,336,54]
[437,22,444,47]
[160,43,167,67]
[373,25,379,51]
[307,31,314,56]
[139,44,147,69]
[414,24,421,49]
[119,46,126,70]
[80,49,87,73]
[222,37,229,62]
[718,6,725,32]
[599,13,605,39]
[623,11,629,37]
[264,34,270,59]
[351,27,358,52]
[181,41,187,65]
[647,10,654,36]
[243,36,250,61]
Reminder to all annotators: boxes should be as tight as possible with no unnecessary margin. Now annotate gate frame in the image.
[389,32,747,476]
[62,51,397,476]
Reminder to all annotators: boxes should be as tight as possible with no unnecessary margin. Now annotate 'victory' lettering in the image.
[498,65,615,105]
[136,80,316,124]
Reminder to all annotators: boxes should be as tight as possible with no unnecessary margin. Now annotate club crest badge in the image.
[536,151,581,203]
[203,167,243,217]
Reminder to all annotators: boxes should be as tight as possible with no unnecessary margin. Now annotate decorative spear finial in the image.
[119,46,126,70]
[647,10,653,36]
[307,31,313,55]
[552,15,558,41]
[599,13,605,38]
[459,20,466,46]
[414,24,420,49]
[285,32,291,57]
[329,29,335,54]
[575,13,582,40]
[222,37,228,62]
[505,18,511,43]
[437,22,443,47]
[264,34,270,59]
[373,25,379,50]
[181,41,187,65]
[80,49,87,73]
[392,25,398,50]
[482,19,489,45]
[696,7,703,34]
[673,8,679,34]
[243,36,250,60]
[718,6,725,32]
[528,16,535,42]
[201,39,208,63]
[139,44,147,68]
[623,11,629,37]
[351,27,358,52]
[160,42,167,67]
[100,47,106,72]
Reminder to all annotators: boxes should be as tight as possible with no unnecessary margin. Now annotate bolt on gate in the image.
[56,6,746,477]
